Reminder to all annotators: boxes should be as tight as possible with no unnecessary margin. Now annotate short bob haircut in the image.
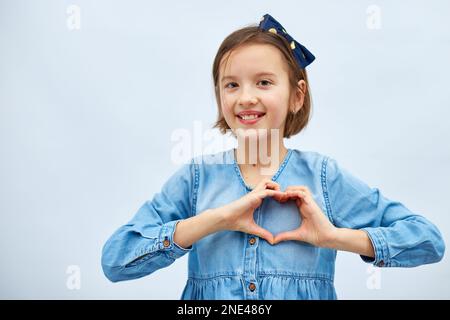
[212,25,313,139]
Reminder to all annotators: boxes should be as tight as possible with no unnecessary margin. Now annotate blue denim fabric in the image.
[101,148,445,299]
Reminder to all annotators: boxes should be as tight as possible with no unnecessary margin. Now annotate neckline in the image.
[230,148,293,191]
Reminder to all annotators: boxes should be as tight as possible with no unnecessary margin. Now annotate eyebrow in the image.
[221,72,277,83]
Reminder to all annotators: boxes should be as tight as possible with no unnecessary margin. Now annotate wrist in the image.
[321,226,341,249]
[322,227,375,257]
[206,207,230,232]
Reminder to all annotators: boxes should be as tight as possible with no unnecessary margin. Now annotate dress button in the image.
[163,239,170,248]
[248,283,256,292]
[378,260,385,267]
[249,237,256,245]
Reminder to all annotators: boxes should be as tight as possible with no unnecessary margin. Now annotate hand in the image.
[273,186,338,247]
[219,178,285,245]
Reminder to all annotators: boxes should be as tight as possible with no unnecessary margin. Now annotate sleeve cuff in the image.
[360,227,390,267]
[158,220,192,259]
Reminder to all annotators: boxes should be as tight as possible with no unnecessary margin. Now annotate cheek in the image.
[268,111,287,128]
[263,96,289,124]
[221,95,235,117]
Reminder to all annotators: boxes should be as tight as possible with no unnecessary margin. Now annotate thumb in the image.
[273,230,301,244]
[248,225,274,245]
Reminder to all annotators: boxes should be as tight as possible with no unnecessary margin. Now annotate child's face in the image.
[219,43,304,138]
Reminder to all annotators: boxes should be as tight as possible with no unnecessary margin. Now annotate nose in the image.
[238,86,258,107]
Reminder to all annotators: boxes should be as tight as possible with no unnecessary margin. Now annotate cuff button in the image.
[163,239,170,248]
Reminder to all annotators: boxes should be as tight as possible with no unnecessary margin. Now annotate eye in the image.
[224,82,238,89]
[258,80,272,86]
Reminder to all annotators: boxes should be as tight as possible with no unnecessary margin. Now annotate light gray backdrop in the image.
[1,0,449,299]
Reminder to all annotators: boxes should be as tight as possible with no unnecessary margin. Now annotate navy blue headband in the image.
[258,14,315,69]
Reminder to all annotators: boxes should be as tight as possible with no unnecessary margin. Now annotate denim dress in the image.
[101,148,445,299]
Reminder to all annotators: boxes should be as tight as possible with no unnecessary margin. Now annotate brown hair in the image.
[212,25,313,139]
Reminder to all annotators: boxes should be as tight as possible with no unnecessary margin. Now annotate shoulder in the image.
[288,149,356,188]
[182,149,235,182]
[292,149,349,173]
[289,148,334,174]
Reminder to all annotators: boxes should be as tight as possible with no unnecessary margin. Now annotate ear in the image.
[291,80,306,113]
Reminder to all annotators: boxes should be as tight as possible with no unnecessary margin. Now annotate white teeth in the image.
[240,114,261,120]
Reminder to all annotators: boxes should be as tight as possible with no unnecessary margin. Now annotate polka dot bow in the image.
[259,14,315,69]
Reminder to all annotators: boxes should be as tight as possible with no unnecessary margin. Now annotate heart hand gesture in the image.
[273,186,337,247]
[220,178,284,245]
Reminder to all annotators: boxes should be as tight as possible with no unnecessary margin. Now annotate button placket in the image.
[243,208,260,299]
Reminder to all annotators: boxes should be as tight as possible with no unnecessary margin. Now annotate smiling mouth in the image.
[237,113,265,120]
[236,113,265,125]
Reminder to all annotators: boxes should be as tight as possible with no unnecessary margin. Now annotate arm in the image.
[173,209,227,249]
[324,228,374,258]
[101,162,196,282]
[324,157,445,267]
[273,157,445,267]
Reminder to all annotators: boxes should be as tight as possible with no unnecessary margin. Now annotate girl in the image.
[101,14,445,299]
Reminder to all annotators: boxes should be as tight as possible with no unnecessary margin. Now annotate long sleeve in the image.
[101,160,197,282]
[322,156,445,268]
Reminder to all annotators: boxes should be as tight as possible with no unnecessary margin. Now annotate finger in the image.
[260,190,283,204]
[248,190,284,209]
[285,185,312,193]
[282,191,305,209]
[274,192,289,203]
[278,191,289,203]
[258,189,285,199]
[254,178,272,190]
[296,190,309,205]
[248,225,274,245]
[269,189,288,202]
[273,230,301,244]
[264,181,280,191]
[290,190,308,205]
[285,190,302,201]
[285,189,308,203]
[284,187,304,200]
[255,178,280,191]
[296,186,312,197]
